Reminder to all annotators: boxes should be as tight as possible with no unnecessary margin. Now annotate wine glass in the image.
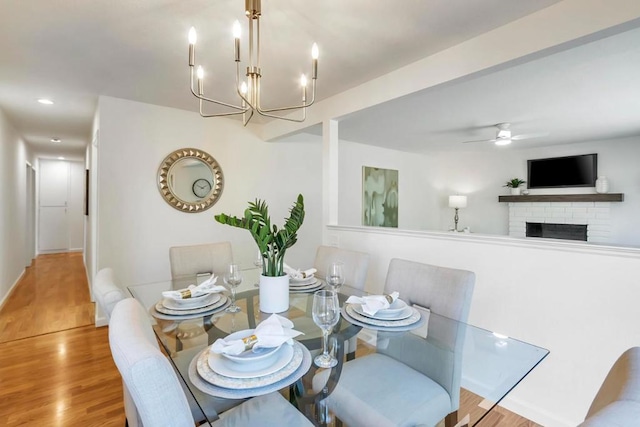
[253,248,263,268]
[325,261,345,291]
[312,290,341,368]
[224,264,242,313]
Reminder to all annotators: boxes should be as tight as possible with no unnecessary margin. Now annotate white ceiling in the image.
[2,1,639,158]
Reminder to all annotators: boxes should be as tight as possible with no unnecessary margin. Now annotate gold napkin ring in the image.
[242,334,258,351]
[384,294,393,304]
[180,289,192,299]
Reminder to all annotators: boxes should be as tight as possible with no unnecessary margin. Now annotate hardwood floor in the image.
[0,253,125,426]
[0,253,540,427]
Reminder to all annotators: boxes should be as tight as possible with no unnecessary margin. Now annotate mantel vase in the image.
[510,188,522,195]
[595,176,610,194]
[259,274,290,313]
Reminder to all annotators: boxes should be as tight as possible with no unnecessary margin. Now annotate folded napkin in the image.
[162,276,225,300]
[210,314,304,355]
[283,263,317,280]
[346,291,400,316]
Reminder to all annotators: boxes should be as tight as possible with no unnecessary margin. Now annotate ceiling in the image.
[2,1,639,158]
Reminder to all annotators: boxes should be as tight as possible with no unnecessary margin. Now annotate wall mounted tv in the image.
[527,153,597,189]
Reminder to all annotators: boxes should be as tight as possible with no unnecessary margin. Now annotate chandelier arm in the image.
[242,109,254,126]
[198,98,247,118]
[255,110,306,123]
[236,63,256,110]
[190,66,248,111]
[256,80,316,113]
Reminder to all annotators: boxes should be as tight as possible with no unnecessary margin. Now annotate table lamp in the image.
[448,195,467,232]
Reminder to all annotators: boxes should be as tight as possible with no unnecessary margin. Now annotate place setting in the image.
[151,275,230,320]
[188,314,312,399]
[284,264,324,293]
[342,291,424,331]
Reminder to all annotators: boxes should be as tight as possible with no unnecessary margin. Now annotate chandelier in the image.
[188,0,318,125]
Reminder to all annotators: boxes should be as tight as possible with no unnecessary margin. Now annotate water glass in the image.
[312,290,341,368]
[224,264,242,313]
[325,261,345,291]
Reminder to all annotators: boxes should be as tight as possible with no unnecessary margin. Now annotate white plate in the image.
[289,283,324,293]
[162,293,221,310]
[209,344,294,379]
[289,280,319,289]
[197,341,304,389]
[345,304,422,328]
[377,299,408,317]
[219,329,281,364]
[289,275,316,285]
[353,301,412,321]
[154,295,228,316]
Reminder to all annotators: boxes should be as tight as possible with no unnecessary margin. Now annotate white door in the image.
[39,207,68,251]
[25,164,36,265]
[68,162,85,250]
[40,160,69,207]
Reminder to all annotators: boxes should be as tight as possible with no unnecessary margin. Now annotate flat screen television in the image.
[527,153,597,189]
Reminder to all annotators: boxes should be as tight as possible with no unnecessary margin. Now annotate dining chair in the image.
[169,241,233,281]
[109,298,314,427]
[578,346,640,426]
[327,258,475,427]
[314,245,370,360]
[93,267,127,320]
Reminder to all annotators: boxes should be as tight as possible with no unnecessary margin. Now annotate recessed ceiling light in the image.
[51,137,61,143]
[38,99,54,105]
[57,156,65,160]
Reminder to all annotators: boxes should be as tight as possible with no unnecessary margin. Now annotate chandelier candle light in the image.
[449,195,468,232]
[188,0,319,125]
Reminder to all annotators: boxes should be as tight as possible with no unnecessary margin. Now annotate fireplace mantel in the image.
[499,193,624,203]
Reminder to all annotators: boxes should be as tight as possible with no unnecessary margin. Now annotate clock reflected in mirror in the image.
[192,178,212,198]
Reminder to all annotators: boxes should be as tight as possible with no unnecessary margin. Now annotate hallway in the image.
[0,253,124,426]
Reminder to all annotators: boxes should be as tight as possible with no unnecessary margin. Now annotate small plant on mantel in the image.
[214,194,305,277]
[504,178,526,188]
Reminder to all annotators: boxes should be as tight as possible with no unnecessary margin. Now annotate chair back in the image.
[109,298,195,427]
[380,258,475,412]
[93,267,127,320]
[314,245,370,290]
[169,241,233,280]
[580,346,640,426]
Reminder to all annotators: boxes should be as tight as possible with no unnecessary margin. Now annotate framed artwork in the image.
[362,166,398,227]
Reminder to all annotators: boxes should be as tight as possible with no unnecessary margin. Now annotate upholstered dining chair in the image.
[93,267,127,320]
[578,346,640,426]
[327,258,475,427]
[109,298,314,427]
[169,241,233,281]
[313,245,370,360]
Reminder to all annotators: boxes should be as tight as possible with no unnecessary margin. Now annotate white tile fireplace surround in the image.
[508,201,612,243]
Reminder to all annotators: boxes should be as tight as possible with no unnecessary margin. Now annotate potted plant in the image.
[504,178,526,195]
[214,194,305,313]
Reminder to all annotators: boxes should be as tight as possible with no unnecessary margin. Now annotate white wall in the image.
[338,136,640,246]
[0,108,32,306]
[330,225,640,426]
[96,96,323,286]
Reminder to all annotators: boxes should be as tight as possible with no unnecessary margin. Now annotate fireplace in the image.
[526,222,588,241]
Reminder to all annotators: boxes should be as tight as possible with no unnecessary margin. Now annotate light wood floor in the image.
[0,253,540,427]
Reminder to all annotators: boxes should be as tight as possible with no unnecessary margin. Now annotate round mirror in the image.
[157,148,224,212]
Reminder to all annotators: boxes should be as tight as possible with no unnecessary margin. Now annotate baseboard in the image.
[500,395,575,427]
[0,269,25,311]
[95,311,108,327]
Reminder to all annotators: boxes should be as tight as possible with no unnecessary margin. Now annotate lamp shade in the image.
[449,195,467,209]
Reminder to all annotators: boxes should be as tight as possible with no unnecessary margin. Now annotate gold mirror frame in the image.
[157,148,224,212]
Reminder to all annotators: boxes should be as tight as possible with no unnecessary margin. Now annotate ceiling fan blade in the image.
[511,132,549,141]
[461,138,497,144]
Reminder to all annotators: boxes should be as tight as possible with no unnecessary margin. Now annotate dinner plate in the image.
[220,329,281,364]
[353,302,413,321]
[189,342,312,400]
[162,293,221,310]
[209,344,294,378]
[154,295,228,316]
[289,280,319,289]
[289,282,324,293]
[377,299,408,317]
[196,341,304,389]
[289,276,316,285]
[345,304,422,328]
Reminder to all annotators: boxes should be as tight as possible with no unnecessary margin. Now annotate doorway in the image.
[25,163,36,266]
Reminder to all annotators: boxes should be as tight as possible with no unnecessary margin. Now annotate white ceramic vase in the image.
[259,274,290,313]
[510,187,521,195]
[595,176,609,194]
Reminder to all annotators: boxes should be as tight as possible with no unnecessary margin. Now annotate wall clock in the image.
[192,178,212,198]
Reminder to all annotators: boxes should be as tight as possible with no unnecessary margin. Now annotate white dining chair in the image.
[109,298,314,427]
[327,258,475,427]
[93,267,127,320]
[578,346,640,426]
[169,241,233,281]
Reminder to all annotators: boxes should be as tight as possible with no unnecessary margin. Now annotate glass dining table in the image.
[127,269,549,427]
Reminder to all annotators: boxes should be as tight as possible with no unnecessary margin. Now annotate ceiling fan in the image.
[462,123,548,146]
